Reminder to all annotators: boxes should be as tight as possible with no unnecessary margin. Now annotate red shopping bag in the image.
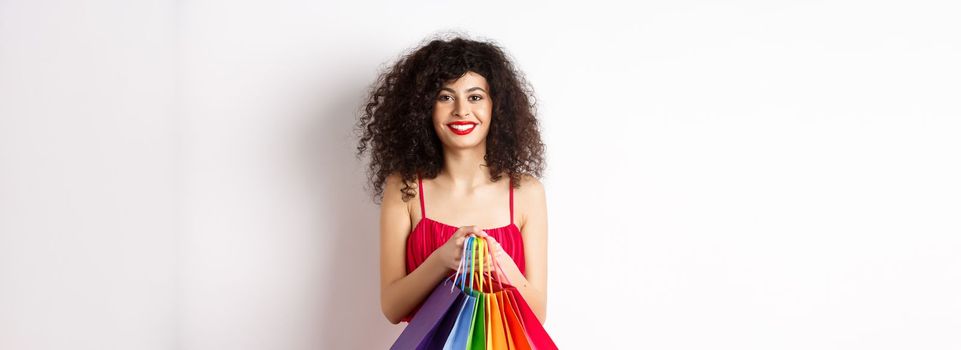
[483,236,557,350]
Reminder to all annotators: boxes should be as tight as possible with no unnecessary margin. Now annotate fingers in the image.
[480,257,503,276]
[475,230,497,245]
[453,225,476,247]
[481,234,502,255]
[467,230,504,259]
[452,226,509,274]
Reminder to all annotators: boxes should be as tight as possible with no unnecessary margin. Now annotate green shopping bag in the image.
[467,292,486,350]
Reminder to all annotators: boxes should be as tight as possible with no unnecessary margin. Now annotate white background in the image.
[2,0,960,349]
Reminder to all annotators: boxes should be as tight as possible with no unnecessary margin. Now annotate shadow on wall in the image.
[296,57,401,348]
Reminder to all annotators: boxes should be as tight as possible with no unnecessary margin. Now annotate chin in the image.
[442,136,486,149]
[445,141,484,150]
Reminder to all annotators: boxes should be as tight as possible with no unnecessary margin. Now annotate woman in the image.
[356,35,548,326]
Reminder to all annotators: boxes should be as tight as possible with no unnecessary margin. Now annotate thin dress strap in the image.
[509,177,514,225]
[417,173,426,218]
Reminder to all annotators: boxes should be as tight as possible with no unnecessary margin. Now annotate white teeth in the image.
[450,124,475,131]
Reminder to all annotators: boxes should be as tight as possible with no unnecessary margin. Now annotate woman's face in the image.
[432,71,493,150]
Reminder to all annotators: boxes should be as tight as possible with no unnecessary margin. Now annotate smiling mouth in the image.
[447,122,477,135]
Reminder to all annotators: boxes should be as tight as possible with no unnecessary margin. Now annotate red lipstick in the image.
[446,121,477,135]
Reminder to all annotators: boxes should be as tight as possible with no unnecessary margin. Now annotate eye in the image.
[437,95,452,102]
[469,95,483,101]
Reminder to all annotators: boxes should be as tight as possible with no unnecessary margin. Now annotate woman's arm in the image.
[379,173,450,324]
[497,175,549,324]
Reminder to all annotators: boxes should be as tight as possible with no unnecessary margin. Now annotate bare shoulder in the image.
[381,171,416,240]
[383,172,401,201]
[514,174,546,230]
[515,173,546,199]
[382,172,414,211]
[384,172,403,193]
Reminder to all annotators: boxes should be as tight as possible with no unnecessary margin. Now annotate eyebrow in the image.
[440,86,487,94]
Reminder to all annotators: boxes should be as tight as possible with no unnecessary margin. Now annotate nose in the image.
[453,97,471,118]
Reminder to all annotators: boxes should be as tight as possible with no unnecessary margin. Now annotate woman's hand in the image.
[429,225,480,272]
[473,230,509,274]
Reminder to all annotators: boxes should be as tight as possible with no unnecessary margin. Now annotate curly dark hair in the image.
[355,34,545,203]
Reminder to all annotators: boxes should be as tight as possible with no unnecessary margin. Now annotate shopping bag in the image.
[422,291,465,349]
[443,290,477,350]
[392,234,558,350]
[497,291,531,350]
[393,232,478,350]
[481,237,557,350]
[443,237,483,349]
[506,287,556,349]
[487,288,509,349]
[467,239,489,350]
[467,292,487,350]
[390,276,461,350]
[470,237,510,350]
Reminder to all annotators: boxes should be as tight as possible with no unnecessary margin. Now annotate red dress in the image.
[400,174,527,323]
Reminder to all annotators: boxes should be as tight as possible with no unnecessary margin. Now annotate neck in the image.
[440,143,490,190]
